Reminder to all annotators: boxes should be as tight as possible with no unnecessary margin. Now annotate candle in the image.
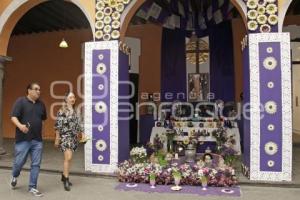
[175,153,178,159]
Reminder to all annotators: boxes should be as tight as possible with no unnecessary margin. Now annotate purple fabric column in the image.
[118,51,130,162]
[259,43,282,172]
[92,49,111,164]
[242,44,250,169]
[209,21,235,102]
[161,28,187,102]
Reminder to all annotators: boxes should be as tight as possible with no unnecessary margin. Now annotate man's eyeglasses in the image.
[31,88,40,91]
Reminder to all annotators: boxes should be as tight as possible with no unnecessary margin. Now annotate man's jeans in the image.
[12,140,43,189]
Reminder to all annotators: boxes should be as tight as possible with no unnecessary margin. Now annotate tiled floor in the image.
[1,135,300,185]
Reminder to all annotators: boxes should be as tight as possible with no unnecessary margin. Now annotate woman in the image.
[54,92,85,191]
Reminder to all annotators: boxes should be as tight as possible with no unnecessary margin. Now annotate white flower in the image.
[212,169,218,175]
[248,20,258,31]
[95,101,107,113]
[247,9,258,20]
[130,147,147,157]
[95,140,107,151]
[198,169,204,177]
[266,4,277,15]
[104,25,112,33]
[264,142,278,155]
[260,24,271,33]
[95,30,103,39]
[123,0,130,4]
[96,11,104,20]
[257,14,268,24]
[96,63,106,74]
[257,0,267,6]
[111,30,120,39]
[265,101,277,114]
[104,16,112,24]
[247,0,258,9]
[116,3,125,12]
[266,0,276,3]
[257,5,266,15]
[95,20,104,30]
[263,56,277,70]
[103,34,111,41]
[104,7,113,15]
[96,1,105,10]
[267,81,274,88]
[266,47,273,54]
[267,124,275,131]
[112,20,121,29]
[268,14,278,25]
[267,160,275,167]
[112,12,121,20]
[108,0,118,7]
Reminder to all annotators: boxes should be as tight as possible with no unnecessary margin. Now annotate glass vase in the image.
[150,179,156,189]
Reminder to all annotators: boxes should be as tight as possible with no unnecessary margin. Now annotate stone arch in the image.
[0,0,95,56]
[119,0,248,41]
[279,0,293,32]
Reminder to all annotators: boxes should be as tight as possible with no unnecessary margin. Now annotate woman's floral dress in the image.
[54,109,83,152]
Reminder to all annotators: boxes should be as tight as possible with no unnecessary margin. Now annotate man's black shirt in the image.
[11,97,47,143]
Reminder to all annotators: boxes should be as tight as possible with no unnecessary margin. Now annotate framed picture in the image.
[188,73,210,102]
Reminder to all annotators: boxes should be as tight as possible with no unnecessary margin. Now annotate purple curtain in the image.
[161,28,187,102]
[209,21,235,102]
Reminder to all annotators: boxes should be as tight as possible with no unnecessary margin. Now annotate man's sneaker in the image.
[28,188,43,197]
[10,177,17,189]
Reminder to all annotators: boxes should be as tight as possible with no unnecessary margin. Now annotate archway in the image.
[0,0,94,172]
[0,0,95,56]
[119,0,248,42]
[115,0,248,184]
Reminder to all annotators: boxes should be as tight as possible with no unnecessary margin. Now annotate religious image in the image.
[188,73,209,102]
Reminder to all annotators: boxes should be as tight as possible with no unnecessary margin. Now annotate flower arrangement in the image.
[117,160,237,187]
[246,0,278,32]
[198,167,210,187]
[212,128,227,145]
[130,146,147,163]
[219,145,238,166]
[147,134,165,154]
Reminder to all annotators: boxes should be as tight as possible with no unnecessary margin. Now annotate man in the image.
[10,83,47,197]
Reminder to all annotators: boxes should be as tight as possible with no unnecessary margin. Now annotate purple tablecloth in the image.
[115,183,241,197]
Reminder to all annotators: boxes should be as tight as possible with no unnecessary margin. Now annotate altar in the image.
[150,121,241,155]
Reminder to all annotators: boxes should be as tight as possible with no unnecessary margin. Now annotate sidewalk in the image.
[1,137,300,186]
[0,169,300,200]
